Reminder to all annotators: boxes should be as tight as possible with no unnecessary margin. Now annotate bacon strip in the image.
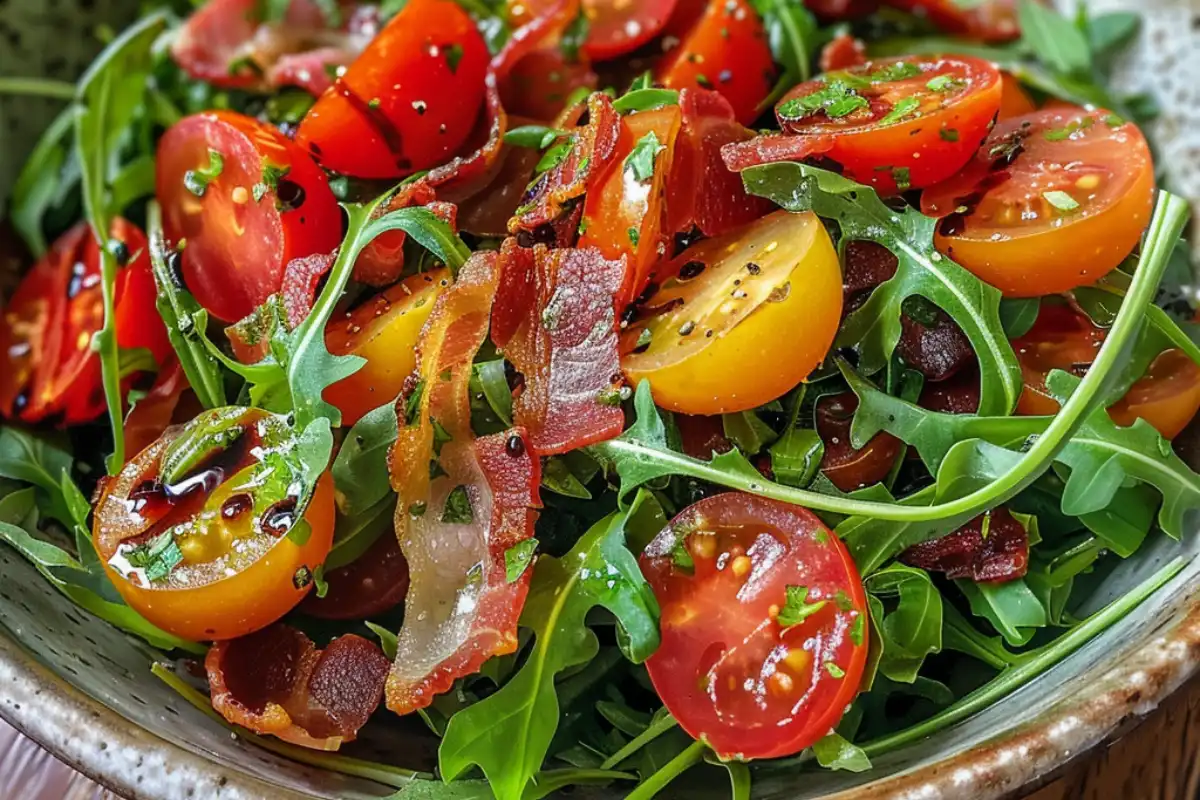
[491,239,627,455]
[385,251,542,714]
[720,132,836,173]
[901,506,1029,582]
[206,624,390,751]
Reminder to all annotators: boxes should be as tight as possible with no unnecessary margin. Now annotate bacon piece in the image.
[676,414,733,460]
[896,303,975,382]
[385,251,542,714]
[491,240,627,455]
[817,392,904,492]
[820,33,867,72]
[919,366,981,415]
[901,506,1029,582]
[666,89,774,239]
[123,359,194,458]
[280,251,336,327]
[206,625,389,751]
[721,132,836,173]
[301,530,410,620]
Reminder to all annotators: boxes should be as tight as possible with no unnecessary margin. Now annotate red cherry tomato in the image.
[922,108,1155,298]
[641,492,869,760]
[655,0,775,126]
[0,220,170,424]
[578,105,682,307]
[295,0,490,179]
[156,111,341,323]
[816,392,904,491]
[774,56,1001,193]
[500,47,598,123]
[881,0,1019,41]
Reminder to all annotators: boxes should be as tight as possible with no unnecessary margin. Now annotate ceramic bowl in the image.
[1,0,1199,797]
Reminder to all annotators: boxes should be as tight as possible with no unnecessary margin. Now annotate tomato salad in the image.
[1,0,1196,795]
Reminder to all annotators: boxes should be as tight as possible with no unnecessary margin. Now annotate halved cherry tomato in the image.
[579,106,682,306]
[295,0,490,179]
[640,492,869,760]
[324,268,449,426]
[655,0,775,126]
[922,108,1155,297]
[512,0,679,62]
[93,408,335,641]
[774,56,1001,193]
[157,111,341,323]
[1012,303,1200,439]
[816,392,904,491]
[500,47,598,123]
[881,0,1019,41]
[0,220,170,424]
[998,72,1036,119]
[622,210,841,414]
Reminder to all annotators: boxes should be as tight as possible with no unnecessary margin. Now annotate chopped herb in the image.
[441,485,474,524]
[777,80,868,120]
[125,531,184,583]
[939,127,960,142]
[293,565,313,590]
[695,73,713,88]
[850,613,865,646]
[671,537,695,573]
[824,661,846,679]
[252,161,291,203]
[439,368,452,382]
[504,125,566,150]
[777,585,828,629]
[1043,190,1080,212]
[868,61,921,82]
[596,387,623,407]
[926,74,963,92]
[627,227,640,248]
[505,538,538,582]
[625,131,665,183]
[878,96,921,126]
[1103,113,1127,127]
[444,43,464,73]
[183,148,223,197]
[431,417,453,455]
[368,97,381,109]
[536,139,574,173]
[825,94,869,117]
[429,459,448,480]
[1044,115,1094,141]
[404,379,425,425]
[408,501,427,518]
[635,328,652,349]
[893,166,912,191]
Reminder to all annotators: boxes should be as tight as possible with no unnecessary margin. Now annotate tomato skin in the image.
[621,210,842,415]
[500,48,598,123]
[157,111,341,323]
[998,72,1036,119]
[881,0,1018,41]
[655,0,775,126]
[1109,349,1200,440]
[817,392,904,491]
[324,269,449,426]
[579,106,682,307]
[641,492,869,760]
[774,56,1002,193]
[295,0,489,179]
[923,108,1155,298]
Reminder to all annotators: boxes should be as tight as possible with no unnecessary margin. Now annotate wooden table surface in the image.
[4,677,1199,799]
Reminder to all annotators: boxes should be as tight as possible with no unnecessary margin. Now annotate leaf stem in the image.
[151,663,427,788]
[624,739,707,800]
[599,713,679,770]
[0,77,76,100]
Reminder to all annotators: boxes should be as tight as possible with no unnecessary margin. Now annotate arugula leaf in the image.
[74,12,169,472]
[864,564,943,683]
[812,732,871,773]
[612,89,680,115]
[324,496,396,572]
[332,401,399,516]
[722,411,778,455]
[941,602,1021,670]
[742,163,1021,416]
[0,427,76,528]
[504,125,567,150]
[999,297,1039,338]
[10,106,75,257]
[957,578,1046,647]
[1016,0,1090,76]
[752,0,819,89]
[438,497,661,800]
[769,427,823,487]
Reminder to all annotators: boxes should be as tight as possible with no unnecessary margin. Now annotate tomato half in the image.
[157,111,341,323]
[772,56,1000,194]
[1110,349,1200,440]
[922,108,1155,297]
[499,47,598,123]
[0,220,170,424]
[816,392,904,491]
[655,0,775,126]
[621,210,842,415]
[324,268,449,426]
[93,408,335,641]
[881,0,1019,41]
[295,0,490,178]
[641,492,869,760]
[998,72,1036,119]
[579,105,682,307]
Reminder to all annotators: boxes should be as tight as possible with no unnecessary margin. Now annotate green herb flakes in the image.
[1043,190,1080,212]
[504,538,538,582]
[441,485,474,524]
[776,585,828,628]
[183,148,223,197]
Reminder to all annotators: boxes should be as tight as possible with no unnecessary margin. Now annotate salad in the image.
[0,0,1196,796]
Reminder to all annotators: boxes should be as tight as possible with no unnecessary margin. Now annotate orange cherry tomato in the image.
[324,268,449,426]
[621,210,841,415]
[295,0,490,179]
[1110,349,1200,440]
[922,108,1155,297]
[157,111,341,323]
[640,492,869,760]
[624,209,840,417]
[655,0,775,126]
[0,220,170,424]
[998,72,1036,119]
[816,392,904,491]
[579,105,682,307]
[93,408,335,641]
[774,56,1002,193]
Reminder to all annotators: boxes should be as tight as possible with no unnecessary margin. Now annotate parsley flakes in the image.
[625,131,665,183]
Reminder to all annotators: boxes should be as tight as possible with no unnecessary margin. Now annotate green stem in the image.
[597,192,1190,523]
[0,77,76,100]
[600,713,679,770]
[860,556,1186,756]
[624,739,707,800]
[151,663,427,788]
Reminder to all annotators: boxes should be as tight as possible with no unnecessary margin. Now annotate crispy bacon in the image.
[491,239,627,455]
[385,251,542,714]
[919,366,981,415]
[301,530,410,620]
[901,506,1029,582]
[820,33,868,72]
[721,131,836,173]
[896,304,975,382]
[206,624,389,751]
[281,252,336,327]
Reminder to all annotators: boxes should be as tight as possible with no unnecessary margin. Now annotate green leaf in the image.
[612,88,680,115]
[769,427,823,487]
[440,485,474,524]
[777,585,828,629]
[0,427,76,528]
[10,106,75,256]
[505,538,538,583]
[1017,0,1091,76]
[1077,483,1155,557]
[865,564,942,683]
[1087,11,1140,59]
[541,456,592,499]
[957,578,1046,647]
[504,125,567,150]
[742,163,1021,416]
[812,733,872,773]
[332,402,399,516]
[366,621,399,661]
[325,496,396,572]
[722,410,778,455]
[878,95,920,126]
[999,297,1040,338]
[754,0,818,84]
[625,131,665,182]
[438,502,660,800]
[1060,453,1126,516]
[1042,190,1079,212]
[941,602,1021,670]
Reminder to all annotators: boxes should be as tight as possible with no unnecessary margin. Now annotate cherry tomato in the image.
[500,48,598,123]
[324,268,449,427]
[816,392,904,491]
[998,72,1036,119]
[512,0,679,62]
[881,0,1019,41]
[579,106,682,307]
[301,529,410,620]
[295,0,490,179]
[622,210,841,415]
[774,56,1001,193]
[1109,349,1200,440]
[640,492,869,760]
[655,0,775,126]
[93,408,335,641]
[922,108,1155,297]
[0,220,170,424]
[157,111,341,323]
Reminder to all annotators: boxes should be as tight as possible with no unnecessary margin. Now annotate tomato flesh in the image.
[621,210,842,415]
[157,111,341,323]
[641,492,869,760]
[775,56,1001,193]
[922,108,1155,297]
